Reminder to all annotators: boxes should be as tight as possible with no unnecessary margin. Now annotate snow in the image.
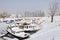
[0,16,60,40]
[8,27,30,38]
[3,37,18,40]
[11,27,23,32]
[14,32,30,37]
[0,23,8,36]
[28,16,60,40]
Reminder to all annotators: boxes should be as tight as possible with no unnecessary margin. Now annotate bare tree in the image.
[48,1,59,22]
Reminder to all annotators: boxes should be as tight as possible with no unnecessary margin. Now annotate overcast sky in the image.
[0,0,60,14]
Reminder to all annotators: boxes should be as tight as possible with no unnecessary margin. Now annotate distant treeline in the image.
[20,11,45,17]
[0,11,45,18]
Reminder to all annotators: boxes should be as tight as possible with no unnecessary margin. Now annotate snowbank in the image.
[28,16,60,40]
[0,23,8,36]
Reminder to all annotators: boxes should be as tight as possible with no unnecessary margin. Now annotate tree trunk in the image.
[51,15,53,22]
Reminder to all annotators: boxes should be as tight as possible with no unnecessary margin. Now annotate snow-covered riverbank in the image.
[28,16,60,40]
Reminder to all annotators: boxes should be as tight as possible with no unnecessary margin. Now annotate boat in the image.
[24,23,40,33]
[8,24,30,38]
[20,22,40,34]
[3,18,15,24]
[8,20,40,36]
[3,18,23,24]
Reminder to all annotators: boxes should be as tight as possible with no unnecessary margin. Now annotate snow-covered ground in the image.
[0,23,8,36]
[28,16,60,40]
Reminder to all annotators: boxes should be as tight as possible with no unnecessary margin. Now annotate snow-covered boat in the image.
[20,22,40,34]
[24,24,40,33]
[3,18,23,24]
[3,18,15,24]
[8,24,30,38]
